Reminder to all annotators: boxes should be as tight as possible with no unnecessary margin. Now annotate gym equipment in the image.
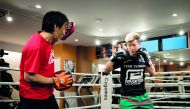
[76,74,99,107]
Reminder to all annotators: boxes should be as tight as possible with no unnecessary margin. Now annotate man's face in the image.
[53,22,68,42]
[127,40,140,56]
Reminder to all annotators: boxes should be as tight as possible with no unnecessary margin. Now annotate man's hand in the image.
[137,48,153,66]
[53,70,73,91]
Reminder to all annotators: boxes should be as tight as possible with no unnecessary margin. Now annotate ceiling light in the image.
[179,57,184,61]
[140,34,146,41]
[172,13,177,17]
[155,58,159,61]
[6,11,13,22]
[180,62,184,66]
[74,39,78,42]
[99,28,103,32]
[163,60,167,63]
[35,4,42,9]
[179,30,184,35]
[6,16,13,22]
[95,40,100,45]
[112,40,118,45]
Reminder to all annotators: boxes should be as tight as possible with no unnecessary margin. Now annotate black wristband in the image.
[102,72,109,75]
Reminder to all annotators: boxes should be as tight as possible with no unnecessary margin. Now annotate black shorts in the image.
[18,94,59,109]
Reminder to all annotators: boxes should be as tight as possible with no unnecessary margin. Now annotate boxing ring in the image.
[0,67,190,109]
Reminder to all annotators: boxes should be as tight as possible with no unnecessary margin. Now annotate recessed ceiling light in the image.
[180,62,184,66]
[179,30,184,35]
[140,35,146,41]
[6,16,13,22]
[99,28,103,32]
[163,60,167,63]
[35,4,42,9]
[172,13,177,17]
[155,58,159,61]
[179,57,184,61]
[112,40,118,45]
[95,40,100,45]
[75,39,78,42]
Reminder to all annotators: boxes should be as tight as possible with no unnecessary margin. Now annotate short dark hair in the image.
[41,11,69,33]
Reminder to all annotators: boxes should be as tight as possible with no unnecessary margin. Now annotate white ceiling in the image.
[1,0,190,65]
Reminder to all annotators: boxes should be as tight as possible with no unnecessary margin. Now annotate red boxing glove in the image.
[53,70,73,91]
[61,22,75,40]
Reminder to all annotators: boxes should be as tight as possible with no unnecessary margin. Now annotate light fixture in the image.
[155,58,159,61]
[179,30,185,35]
[140,34,146,41]
[179,57,184,61]
[180,62,184,66]
[74,39,78,42]
[35,4,42,9]
[172,13,177,17]
[95,40,100,45]
[6,11,13,22]
[112,40,118,45]
[163,60,167,63]
[170,62,173,65]
[99,28,103,32]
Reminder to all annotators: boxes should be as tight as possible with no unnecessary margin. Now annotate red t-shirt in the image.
[19,32,54,99]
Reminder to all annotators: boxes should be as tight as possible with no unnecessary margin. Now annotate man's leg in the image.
[47,94,59,109]
[18,96,47,109]
[138,93,154,109]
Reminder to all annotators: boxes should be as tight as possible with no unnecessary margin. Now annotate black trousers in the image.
[18,94,59,109]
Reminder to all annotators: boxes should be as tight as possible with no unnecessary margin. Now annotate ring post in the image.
[101,72,112,109]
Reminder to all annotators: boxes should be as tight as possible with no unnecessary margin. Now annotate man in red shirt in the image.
[19,11,72,109]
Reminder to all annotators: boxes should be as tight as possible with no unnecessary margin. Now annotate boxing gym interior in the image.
[1,0,190,109]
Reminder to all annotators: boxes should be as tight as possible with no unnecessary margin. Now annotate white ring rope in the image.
[112,93,190,98]
[65,104,101,109]
[112,104,190,109]
[0,99,20,103]
[0,95,100,103]
[71,73,99,76]
[146,76,190,79]
[146,71,190,75]
[0,66,19,71]
[151,96,174,101]
[153,101,190,104]
[73,84,100,87]
[56,95,100,99]
[2,81,190,86]
[153,106,190,109]
[112,74,190,80]
[0,82,19,85]
[1,69,190,108]
[0,82,101,87]
[112,82,190,88]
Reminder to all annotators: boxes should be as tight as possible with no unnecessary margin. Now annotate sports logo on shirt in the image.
[125,69,144,85]
[139,55,145,63]
[48,49,54,64]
